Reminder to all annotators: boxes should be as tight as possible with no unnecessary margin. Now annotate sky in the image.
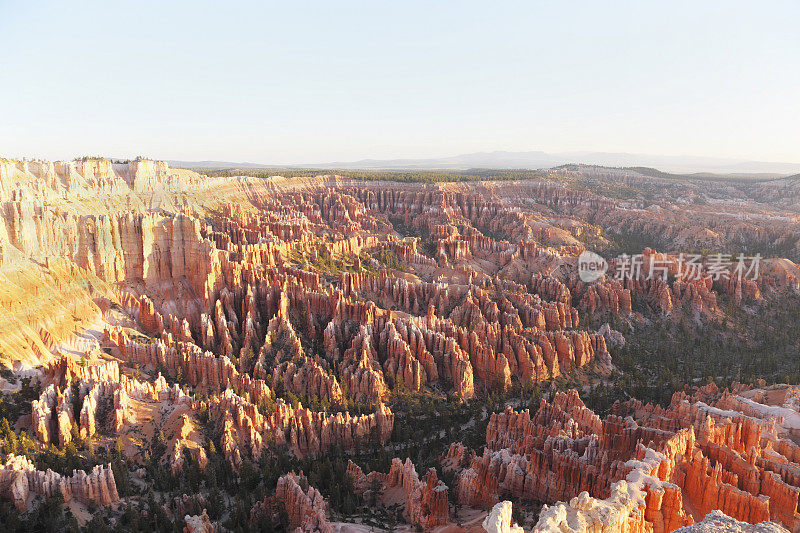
[1,0,799,165]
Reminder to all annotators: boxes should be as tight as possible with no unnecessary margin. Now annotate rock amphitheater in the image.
[1,158,800,531]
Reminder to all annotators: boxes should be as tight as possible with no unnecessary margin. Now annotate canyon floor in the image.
[2,158,800,532]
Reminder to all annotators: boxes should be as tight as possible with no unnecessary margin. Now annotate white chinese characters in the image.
[595,252,762,282]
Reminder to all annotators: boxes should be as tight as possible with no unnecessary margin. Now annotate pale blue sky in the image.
[1,1,798,164]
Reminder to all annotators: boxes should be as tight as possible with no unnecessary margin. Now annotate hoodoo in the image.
[2,158,800,531]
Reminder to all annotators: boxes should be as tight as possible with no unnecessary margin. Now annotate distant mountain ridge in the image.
[171,150,800,175]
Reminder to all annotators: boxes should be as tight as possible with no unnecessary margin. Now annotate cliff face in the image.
[0,257,110,366]
[0,157,204,203]
[0,158,219,367]
[2,210,209,285]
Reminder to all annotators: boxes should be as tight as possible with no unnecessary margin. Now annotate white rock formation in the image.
[483,501,524,533]
[675,511,788,533]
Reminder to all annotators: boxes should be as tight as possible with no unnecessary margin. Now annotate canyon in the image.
[2,158,800,531]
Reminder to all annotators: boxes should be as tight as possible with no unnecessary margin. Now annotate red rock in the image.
[0,454,119,510]
[276,472,333,533]
[211,389,393,465]
[348,458,449,527]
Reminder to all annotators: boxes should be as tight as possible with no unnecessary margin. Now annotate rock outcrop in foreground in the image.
[445,384,800,532]
[483,501,524,533]
[675,510,787,533]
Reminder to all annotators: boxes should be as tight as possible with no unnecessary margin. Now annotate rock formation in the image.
[440,384,800,532]
[348,457,449,528]
[483,501,524,533]
[212,388,394,465]
[4,157,800,530]
[275,472,333,533]
[183,510,217,533]
[183,509,217,533]
[0,454,119,511]
[674,510,787,532]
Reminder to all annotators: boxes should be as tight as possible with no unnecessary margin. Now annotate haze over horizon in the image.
[2,1,799,167]
[167,149,800,175]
